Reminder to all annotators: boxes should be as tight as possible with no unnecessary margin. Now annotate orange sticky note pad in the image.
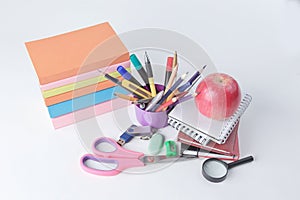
[25,22,129,85]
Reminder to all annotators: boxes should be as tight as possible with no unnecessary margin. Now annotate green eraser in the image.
[165,140,177,157]
[148,133,164,155]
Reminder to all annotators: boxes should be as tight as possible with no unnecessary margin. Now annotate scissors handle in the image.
[92,137,144,158]
[80,154,145,176]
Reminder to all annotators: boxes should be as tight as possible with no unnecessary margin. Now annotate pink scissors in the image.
[80,137,195,176]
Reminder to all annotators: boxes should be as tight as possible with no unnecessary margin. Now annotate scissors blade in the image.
[141,155,197,164]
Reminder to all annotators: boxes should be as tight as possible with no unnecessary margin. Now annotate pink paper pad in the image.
[41,60,130,91]
[52,98,130,129]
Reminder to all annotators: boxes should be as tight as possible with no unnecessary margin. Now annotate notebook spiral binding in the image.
[168,117,210,145]
[219,93,252,143]
[168,93,252,145]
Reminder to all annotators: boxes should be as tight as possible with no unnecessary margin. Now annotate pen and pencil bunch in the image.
[105,51,206,113]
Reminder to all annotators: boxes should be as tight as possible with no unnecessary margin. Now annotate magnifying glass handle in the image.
[228,156,254,169]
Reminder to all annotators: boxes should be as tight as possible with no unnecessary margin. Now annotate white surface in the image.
[1,0,300,199]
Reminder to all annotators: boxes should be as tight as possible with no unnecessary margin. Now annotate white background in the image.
[1,0,300,199]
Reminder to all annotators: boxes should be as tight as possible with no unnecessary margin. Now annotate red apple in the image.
[195,73,241,120]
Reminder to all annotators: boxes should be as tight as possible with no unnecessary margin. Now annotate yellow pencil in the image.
[121,79,152,99]
[164,64,178,95]
[105,73,152,99]
[114,93,138,102]
[173,51,177,68]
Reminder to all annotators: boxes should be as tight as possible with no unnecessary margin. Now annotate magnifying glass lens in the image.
[203,160,227,179]
[202,156,254,183]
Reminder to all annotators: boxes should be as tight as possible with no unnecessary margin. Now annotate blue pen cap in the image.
[117,65,132,80]
[130,54,142,70]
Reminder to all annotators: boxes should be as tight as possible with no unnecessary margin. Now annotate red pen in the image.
[164,57,173,87]
[161,91,188,112]
[155,97,178,112]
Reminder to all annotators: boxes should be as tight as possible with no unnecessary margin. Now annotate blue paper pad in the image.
[48,86,128,118]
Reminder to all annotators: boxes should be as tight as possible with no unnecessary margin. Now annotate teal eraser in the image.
[148,133,164,155]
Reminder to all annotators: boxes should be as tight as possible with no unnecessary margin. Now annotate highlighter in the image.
[130,54,149,85]
[144,52,156,97]
[117,65,142,86]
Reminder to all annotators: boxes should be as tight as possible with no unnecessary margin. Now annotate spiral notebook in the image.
[179,122,240,161]
[168,93,252,145]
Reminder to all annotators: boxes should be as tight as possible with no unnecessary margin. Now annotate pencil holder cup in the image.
[134,84,169,129]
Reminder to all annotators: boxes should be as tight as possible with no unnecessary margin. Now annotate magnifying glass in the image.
[202,156,254,183]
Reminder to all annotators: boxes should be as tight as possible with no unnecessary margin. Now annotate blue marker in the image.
[130,54,149,85]
[117,65,142,86]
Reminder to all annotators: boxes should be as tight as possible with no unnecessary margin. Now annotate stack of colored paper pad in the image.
[26,22,130,128]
